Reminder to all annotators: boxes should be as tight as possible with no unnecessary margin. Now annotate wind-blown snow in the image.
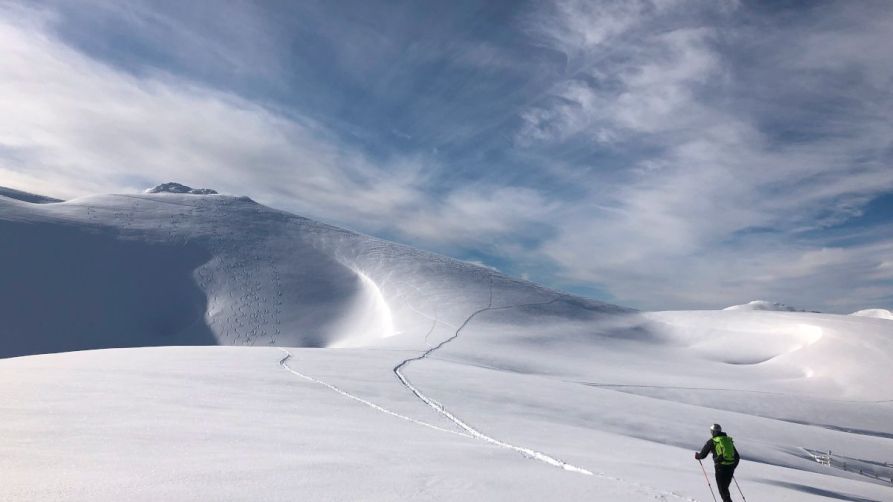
[723,300,806,312]
[327,268,396,348]
[2,186,892,501]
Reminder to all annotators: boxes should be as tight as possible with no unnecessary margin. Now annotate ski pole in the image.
[698,459,718,502]
[733,476,747,502]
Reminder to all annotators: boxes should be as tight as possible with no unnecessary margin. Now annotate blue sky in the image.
[1,0,891,312]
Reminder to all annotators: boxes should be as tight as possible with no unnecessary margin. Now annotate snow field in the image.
[2,188,892,500]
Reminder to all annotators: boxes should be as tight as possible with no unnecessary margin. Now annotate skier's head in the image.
[710,423,722,436]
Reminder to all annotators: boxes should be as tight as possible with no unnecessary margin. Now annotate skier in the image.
[695,423,740,502]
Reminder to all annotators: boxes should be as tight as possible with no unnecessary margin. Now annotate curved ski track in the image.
[279,350,469,437]
[393,276,594,476]
[277,275,699,500]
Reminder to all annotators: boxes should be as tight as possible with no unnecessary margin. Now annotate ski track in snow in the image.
[277,274,699,500]
[390,275,701,500]
[279,349,470,438]
[392,275,596,476]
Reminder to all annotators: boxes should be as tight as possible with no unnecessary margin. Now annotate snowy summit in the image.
[145,182,218,195]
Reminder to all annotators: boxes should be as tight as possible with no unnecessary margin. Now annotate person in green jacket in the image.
[695,424,740,502]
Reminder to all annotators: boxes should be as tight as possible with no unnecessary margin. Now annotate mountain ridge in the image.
[0,186,624,358]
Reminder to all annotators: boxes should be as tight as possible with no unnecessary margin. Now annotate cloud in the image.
[43,0,286,82]
[398,186,558,246]
[519,0,893,311]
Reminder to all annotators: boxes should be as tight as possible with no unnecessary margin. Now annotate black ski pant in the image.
[715,464,735,502]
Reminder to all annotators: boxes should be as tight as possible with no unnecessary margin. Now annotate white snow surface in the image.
[851,308,893,320]
[2,188,893,501]
[723,300,806,312]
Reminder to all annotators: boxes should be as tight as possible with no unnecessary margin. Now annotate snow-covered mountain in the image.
[1,184,618,358]
[144,182,218,195]
[2,186,892,501]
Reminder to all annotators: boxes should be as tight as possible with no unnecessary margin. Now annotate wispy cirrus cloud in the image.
[512,0,893,311]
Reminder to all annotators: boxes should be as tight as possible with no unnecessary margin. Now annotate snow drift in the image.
[850,308,893,320]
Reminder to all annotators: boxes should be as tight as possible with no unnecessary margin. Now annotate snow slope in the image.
[0,185,62,203]
[2,187,892,501]
[2,187,606,357]
[3,317,891,501]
